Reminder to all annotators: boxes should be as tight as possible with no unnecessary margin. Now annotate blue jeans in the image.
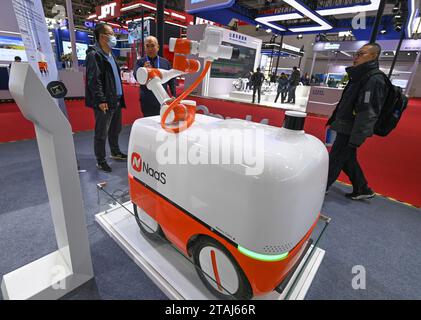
[288,85,297,103]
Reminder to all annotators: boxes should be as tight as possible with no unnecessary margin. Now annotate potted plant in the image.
[61,53,72,69]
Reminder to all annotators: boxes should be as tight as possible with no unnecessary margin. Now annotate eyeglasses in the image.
[354,51,368,57]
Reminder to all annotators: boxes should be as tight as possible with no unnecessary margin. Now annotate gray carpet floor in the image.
[1,126,420,300]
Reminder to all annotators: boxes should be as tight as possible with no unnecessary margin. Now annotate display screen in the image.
[62,41,88,60]
[0,36,27,62]
[128,20,150,44]
[210,41,256,79]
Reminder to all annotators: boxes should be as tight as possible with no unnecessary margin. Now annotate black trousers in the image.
[141,91,161,117]
[288,85,297,103]
[94,106,122,162]
[327,133,368,191]
[275,90,287,103]
[252,85,261,103]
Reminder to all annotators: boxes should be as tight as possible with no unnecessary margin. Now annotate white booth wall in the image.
[186,24,262,98]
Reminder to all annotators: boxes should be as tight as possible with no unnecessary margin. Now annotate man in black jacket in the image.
[85,23,127,173]
[134,36,176,116]
[250,67,265,104]
[287,66,300,104]
[326,43,388,200]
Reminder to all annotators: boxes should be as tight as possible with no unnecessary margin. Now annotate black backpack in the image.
[362,70,409,137]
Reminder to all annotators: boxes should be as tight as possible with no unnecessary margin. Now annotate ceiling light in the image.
[340,50,352,57]
[283,0,332,32]
[255,15,296,32]
[380,29,386,34]
[171,12,186,19]
[256,24,260,31]
[407,0,416,38]
[255,0,381,33]
[297,34,303,39]
[165,21,187,28]
[266,28,272,33]
[121,4,141,11]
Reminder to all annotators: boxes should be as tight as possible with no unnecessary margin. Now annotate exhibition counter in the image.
[306,86,344,117]
[0,68,85,100]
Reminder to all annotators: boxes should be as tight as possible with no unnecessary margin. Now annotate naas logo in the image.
[131,152,166,184]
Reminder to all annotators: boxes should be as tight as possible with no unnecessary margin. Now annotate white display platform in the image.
[227,86,310,110]
[229,90,277,102]
[95,202,325,300]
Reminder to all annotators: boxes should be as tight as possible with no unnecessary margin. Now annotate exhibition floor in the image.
[0,127,421,300]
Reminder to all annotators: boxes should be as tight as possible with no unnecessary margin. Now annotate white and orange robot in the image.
[128,26,328,299]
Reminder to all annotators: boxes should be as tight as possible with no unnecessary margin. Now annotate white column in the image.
[309,52,317,76]
[406,51,420,96]
[65,0,78,71]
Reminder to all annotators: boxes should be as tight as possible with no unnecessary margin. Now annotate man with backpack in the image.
[326,43,390,200]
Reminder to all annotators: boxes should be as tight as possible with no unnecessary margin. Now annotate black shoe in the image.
[96,161,112,172]
[111,152,127,161]
[345,188,375,200]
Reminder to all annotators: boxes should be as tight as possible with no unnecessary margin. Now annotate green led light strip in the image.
[238,246,289,262]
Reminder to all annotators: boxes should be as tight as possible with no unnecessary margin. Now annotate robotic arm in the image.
[136,26,239,133]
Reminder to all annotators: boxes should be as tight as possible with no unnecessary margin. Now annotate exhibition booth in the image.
[1,0,421,303]
[306,39,421,116]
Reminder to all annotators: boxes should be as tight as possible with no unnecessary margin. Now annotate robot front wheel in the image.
[133,203,166,241]
[193,237,253,300]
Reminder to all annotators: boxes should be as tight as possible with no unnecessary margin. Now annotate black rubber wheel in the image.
[192,236,253,300]
[133,203,166,241]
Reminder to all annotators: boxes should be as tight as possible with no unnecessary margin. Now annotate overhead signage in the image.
[324,43,340,50]
[228,32,247,44]
[84,21,128,35]
[282,43,301,53]
[96,1,121,20]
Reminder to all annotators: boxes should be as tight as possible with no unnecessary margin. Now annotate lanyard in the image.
[146,56,160,68]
